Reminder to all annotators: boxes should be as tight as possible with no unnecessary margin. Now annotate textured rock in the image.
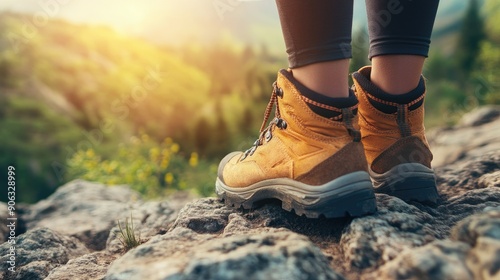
[0,228,89,280]
[108,186,500,279]
[105,227,213,280]
[0,202,26,245]
[22,180,141,250]
[45,252,117,280]
[0,202,8,243]
[451,209,500,244]
[171,197,235,234]
[435,152,500,198]
[369,209,500,280]
[177,232,344,280]
[106,228,344,280]
[368,240,474,280]
[340,195,440,271]
[429,105,500,167]
[451,209,500,280]
[105,198,190,254]
[459,105,500,127]
[478,171,500,188]
[466,237,500,280]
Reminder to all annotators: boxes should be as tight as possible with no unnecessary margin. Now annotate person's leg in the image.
[352,0,440,203]
[275,0,353,98]
[367,0,440,95]
[216,0,377,218]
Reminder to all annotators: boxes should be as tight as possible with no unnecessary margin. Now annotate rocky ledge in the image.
[1,106,500,280]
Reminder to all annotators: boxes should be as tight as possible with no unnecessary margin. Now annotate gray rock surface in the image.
[458,105,500,127]
[370,209,500,280]
[1,107,499,279]
[22,180,142,251]
[340,195,441,271]
[435,152,500,198]
[0,202,8,243]
[106,228,345,280]
[45,252,117,280]
[105,198,189,254]
[429,105,500,167]
[0,227,89,280]
[368,240,474,280]
[479,171,500,188]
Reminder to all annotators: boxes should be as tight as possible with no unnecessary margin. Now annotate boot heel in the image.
[370,163,440,203]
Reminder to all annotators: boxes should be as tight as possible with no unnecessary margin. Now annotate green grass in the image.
[117,214,142,252]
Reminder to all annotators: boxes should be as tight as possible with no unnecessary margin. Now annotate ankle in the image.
[291,60,350,98]
[370,55,425,95]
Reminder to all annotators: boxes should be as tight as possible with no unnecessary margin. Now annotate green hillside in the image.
[0,12,281,202]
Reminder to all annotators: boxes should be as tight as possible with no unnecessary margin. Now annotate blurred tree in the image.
[239,107,254,136]
[456,0,486,78]
[474,0,500,105]
[0,96,82,203]
[194,117,211,157]
[424,51,457,81]
[484,0,500,42]
[349,27,369,74]
[211,105,231,158]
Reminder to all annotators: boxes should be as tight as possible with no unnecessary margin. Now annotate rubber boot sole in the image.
[216,171,377,219]
[370,163,440,203]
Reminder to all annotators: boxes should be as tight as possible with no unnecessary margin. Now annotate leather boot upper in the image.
[352,66,433,174]
[219,69,368,188]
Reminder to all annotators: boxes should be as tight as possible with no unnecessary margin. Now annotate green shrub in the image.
[66,134,217,198]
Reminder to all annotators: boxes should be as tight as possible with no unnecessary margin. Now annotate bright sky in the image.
[1,0,165,33]
[0,0,265,45]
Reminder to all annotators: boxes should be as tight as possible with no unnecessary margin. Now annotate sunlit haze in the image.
[0,0,284,49]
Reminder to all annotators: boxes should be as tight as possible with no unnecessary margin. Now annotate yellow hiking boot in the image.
[352,66,439,203]
[216,69,377,218]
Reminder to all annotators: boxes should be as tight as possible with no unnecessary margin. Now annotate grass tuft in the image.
[117,214,142,251]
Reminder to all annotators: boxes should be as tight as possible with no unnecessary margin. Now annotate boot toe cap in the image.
[217,151,242,184]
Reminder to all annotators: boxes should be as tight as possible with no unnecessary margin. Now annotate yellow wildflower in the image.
[164,137,173,145]
[160,158,169,169]
[85,149,95,158]
[189,152,199,167]
[164,173,174,185]
[149,147,160,162]
[170,143,180,153]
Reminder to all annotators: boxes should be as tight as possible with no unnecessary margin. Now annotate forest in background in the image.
[0,0,498,203]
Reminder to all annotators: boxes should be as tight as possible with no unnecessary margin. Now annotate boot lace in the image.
[241,81,287,161]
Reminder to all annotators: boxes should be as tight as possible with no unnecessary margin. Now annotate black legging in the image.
[276,0,440,68]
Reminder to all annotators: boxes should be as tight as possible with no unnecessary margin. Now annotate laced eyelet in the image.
[276,87,283,98]
[264,130,272,142]
[273,81,284,98]
[275,118,287,129]
[241,80,287,161]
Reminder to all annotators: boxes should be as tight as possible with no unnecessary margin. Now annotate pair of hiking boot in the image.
[216,66,439,218]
